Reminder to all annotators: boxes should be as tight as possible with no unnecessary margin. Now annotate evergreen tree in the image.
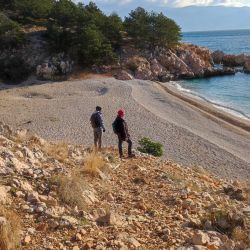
[125,7,181,48]
[0,13,24,49]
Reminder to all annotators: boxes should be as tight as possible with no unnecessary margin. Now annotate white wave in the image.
[169,81,250,121]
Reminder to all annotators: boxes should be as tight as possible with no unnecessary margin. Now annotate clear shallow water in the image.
[180,30,250,120]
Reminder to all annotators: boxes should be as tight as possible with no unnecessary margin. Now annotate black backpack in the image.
[90,113,100,128]
[112,119,119,134]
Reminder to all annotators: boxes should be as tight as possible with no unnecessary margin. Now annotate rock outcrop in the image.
[36,53,73,80]
[0,122,249,249]
[114,70,134,80]
[114,44,237,81]
[212,50,250,67]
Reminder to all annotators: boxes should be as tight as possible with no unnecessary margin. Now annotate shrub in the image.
[0,55,30,83]
[83,152,105,176]
[43,142,69,164]
[52,172,87,209]
[137,137,163,157]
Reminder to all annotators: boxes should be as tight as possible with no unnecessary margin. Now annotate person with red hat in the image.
[112,109,135,158]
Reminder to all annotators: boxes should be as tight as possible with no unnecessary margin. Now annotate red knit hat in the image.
[117,109,125,117]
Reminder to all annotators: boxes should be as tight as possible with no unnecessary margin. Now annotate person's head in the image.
[117,109,125,118]
[96,106,102,112]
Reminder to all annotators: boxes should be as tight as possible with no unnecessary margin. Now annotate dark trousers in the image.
[94,127,102,150]
[118,138,132,157]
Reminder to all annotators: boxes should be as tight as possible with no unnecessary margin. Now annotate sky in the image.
[81,0,250,8]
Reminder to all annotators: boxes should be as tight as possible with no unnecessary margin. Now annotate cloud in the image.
[82,0,250,7]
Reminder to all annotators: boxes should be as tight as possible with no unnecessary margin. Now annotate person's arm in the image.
[97,112,105,131]
[123,121,129,139]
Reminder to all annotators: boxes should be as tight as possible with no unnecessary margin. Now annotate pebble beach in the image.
[0,77,250,180]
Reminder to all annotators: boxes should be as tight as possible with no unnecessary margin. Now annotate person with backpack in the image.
[90,106,106,151]
[112,109,135,158]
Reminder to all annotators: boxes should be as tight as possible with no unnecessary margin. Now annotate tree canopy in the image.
[124,7,181,48]
[0,1,181,67]
[0,13,24,49]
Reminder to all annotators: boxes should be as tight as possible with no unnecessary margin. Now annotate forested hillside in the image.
[0,0,181,82]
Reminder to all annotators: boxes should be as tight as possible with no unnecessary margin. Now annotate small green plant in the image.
[137,137,163,157]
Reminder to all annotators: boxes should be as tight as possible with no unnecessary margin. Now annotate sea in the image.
[177,30,250,120]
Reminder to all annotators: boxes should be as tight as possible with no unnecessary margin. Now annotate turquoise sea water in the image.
[179,30,250,119]
[183,30,250,55]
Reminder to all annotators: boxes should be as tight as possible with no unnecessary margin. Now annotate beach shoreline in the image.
[158,81,250,134]
[0,77,249,180]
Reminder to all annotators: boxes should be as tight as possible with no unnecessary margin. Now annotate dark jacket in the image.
[114,116,129,141]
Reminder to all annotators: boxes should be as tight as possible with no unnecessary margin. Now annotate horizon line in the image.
[183,28,250,33]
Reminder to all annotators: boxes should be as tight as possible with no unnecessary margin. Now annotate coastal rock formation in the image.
[126,56,153,80]
[212,50,250,67]
[114,44,236,81]
[0,122,249,249]
[244,60,250,73]
[204,67,236,77]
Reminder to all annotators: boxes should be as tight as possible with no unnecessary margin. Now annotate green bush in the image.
[0,55,30,83]
[137,137,163,157]
[0,13,25,49]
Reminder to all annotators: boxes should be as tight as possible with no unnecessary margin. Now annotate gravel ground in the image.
[0,78,250,180]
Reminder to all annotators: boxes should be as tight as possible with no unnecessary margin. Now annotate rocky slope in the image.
[0,123,250,249]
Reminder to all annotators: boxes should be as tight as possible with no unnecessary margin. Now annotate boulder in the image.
[114,70,134,80]
[192,231,210,245]
[27,191,40,203]
[96,212,123,226]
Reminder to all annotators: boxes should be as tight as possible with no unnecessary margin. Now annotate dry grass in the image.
[0,206,21,250]
[44,142,69,163]
[52,171,87,210]
[83,152,105,177]
[232,227,250,246]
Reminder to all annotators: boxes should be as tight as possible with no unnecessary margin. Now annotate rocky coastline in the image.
[1,29,250,84]
[35,43,249,82]
[111,43,237,81]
